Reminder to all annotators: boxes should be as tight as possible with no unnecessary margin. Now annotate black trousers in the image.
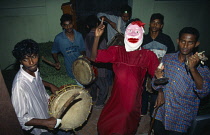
[153,119,187,135]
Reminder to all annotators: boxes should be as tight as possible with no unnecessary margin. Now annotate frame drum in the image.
[107,33,124,47]
[48,85,92,130]
[72,57,97,85]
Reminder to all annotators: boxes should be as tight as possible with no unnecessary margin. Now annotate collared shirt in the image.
[152,52,210,132]
[142,32,175,57]
[11,65,50,135]
[97,13,127,43]
[52,29,86,78]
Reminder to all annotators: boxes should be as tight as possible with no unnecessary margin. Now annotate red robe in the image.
[95,46,159,135]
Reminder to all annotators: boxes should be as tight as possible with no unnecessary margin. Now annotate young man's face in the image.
[124,23,144,52]
[21,54,39,74]
[178,33,199,55]
[121,13,130,23]
[149,19,163,32]
[62,20,73,33]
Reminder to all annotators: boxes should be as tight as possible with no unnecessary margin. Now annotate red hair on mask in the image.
[131,21,145,28]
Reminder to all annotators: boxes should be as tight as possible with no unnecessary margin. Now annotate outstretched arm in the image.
[90,18,105,61]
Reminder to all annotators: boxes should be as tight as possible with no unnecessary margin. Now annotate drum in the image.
[48,85,92,130]
[72,57,97,85]
[107,33,124,47]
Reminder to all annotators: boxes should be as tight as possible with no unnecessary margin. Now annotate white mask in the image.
[124,22,145,52]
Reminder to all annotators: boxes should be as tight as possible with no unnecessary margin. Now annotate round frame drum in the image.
[107,33,124,47]
[72,57,97,85]
[48,85,92,130]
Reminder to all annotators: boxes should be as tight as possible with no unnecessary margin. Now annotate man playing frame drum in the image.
[11,39,71,135]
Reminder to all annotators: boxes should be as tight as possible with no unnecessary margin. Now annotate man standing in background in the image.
[141,13,175,117]
[97,4,132,43]
[52,14,86,86]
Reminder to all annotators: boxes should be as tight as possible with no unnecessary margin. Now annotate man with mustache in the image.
[52,14,85,86]
[141,13,175,118]
[91,18,159,135]
[11,39,70,135]
[153,27,210,134]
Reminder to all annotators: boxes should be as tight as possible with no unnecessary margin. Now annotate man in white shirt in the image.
[97,4,132,44]
[11,39,70,135]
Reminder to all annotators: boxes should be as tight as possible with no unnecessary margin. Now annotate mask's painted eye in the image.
[126,29,132,33]
[136,30,140,33]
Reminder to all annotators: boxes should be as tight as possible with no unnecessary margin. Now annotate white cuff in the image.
[54,119,61,128]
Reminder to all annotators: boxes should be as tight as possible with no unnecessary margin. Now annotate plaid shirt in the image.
[152,52,210,132]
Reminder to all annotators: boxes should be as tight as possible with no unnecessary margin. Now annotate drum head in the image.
[72,58,96,85]
[107,33,124,47]
[49,85,92,130]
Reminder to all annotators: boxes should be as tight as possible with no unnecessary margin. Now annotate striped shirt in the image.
[11,65,50,135]
[152,52,210,132]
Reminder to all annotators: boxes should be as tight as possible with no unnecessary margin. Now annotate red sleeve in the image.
[95,46,118,63]
[148,51,159,77]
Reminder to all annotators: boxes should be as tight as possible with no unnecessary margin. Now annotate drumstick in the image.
[56,92,80,119]
[41,56,57,67]
[148,106,159,135]
[114,28,124,36]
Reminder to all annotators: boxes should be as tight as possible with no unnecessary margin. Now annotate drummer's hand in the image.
[154,88,165,108]
[44,117,57,129]
[155,64,164,79]
[95,17,105,37]
[49,84,59,94]
[55,62,61,70]
[110,21,117,30]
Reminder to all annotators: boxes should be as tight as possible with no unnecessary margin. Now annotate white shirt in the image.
[11,65,50,135]
[97,13,127,43]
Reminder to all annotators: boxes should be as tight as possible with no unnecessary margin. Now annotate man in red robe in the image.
[91,18,159,135]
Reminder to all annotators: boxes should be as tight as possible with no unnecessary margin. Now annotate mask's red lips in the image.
[128,38,139,43]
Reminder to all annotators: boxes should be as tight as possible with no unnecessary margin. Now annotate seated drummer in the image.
[11,39,71,135]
